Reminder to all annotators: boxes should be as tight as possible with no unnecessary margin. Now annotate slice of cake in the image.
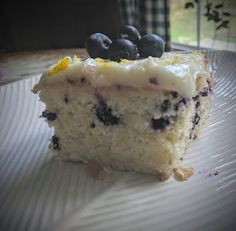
[32,52,214,180]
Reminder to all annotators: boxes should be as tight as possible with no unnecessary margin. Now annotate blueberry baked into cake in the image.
[33,26,214,180]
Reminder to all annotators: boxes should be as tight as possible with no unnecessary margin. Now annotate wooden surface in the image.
[0,49,88,86]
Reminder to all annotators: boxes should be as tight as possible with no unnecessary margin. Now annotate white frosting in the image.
[40,53,210,98]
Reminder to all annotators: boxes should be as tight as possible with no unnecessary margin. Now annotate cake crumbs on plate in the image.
[198,169,219,177]
[173,167,194,181]
[87,161,112,180]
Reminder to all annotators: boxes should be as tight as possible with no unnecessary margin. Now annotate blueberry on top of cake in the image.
[33,25,214,181]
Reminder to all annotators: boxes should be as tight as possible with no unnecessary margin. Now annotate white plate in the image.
[0,50,235,231]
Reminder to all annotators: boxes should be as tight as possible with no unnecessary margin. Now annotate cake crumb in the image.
[32,83,40,93]
[174,167,194,181]
[87,161,112,180]
[198,169,219,177]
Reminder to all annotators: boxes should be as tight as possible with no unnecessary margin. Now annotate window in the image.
[170,0,236,51]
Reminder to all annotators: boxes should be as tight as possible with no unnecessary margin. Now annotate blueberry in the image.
[174,104,178,111]
[193,114,200,125]
[90,122,96,128]
[42,110,57,121]
[174,98,187,111]
[137,34,165,58]
[66,78,76,84]
[179,98,187,105]
[64,94,69,104]
[207,80,213,92]
[85,33,112,59]
[192,95,199,101]
[108,39,138,62]
[196,101,200,108]
[120,25,141,44]
[161,99,171,112]
[149,77,158,85]
[171,91,178,98]
[52,135,60,150]
[199,88,208,97]
[80,76,86,83]
[151,117,170,130]
[96,104,120,125]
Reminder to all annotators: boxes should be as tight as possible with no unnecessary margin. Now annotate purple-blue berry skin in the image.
[52,135,60,150]
[160,99,171,112]
[96,104,120,126]
[193,114,200,125]
[149,77,158,85]
[199,88,209,97]
[192,95,199,101]
[171,91,178,98]
[137,34,165,58]
[108,39,138,62]
[196,101,200,108]
[121,25,141,44]
[42,110,57,121]
[86,33,112,59]
[151,117,170,130]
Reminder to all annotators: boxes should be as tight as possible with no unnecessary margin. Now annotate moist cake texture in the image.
[33,52,214,180]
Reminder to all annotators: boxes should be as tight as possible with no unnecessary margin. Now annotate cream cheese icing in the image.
[38,53,210,98]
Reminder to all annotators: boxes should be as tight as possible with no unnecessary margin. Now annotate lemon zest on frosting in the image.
[95,58,117,67]
[159,56,181,66]
[102,62,117,67]
[95,58,106,64]
[73,55,81,64]
[95,58,132,65]
[120,59,132,64]
[49,57,70,76]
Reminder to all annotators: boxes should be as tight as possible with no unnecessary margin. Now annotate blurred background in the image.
[1,0,170,51]
[170,0,236,51]
[1,0,235,52]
